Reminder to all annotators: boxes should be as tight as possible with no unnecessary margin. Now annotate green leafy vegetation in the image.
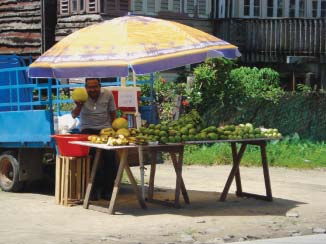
[183,136,326,169]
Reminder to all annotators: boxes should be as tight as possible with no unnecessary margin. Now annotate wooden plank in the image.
[260,142,273,201]
[60,157,65,205]
[85,157,90,195]
[170,151,190,205]
[64,157,69,206]
[231,142,243,195]
[70,158,76,200]
[55,156,61,205]
[148,150,157,200]
[108,149,128,214]
[219,143,247,202]
[124,163,147,210]
[76,157,82,200]
[83,149,102,209]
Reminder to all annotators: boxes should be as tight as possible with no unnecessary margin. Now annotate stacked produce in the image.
[87,111,282,146]
[137,111,282,144]
[87,118,149,146]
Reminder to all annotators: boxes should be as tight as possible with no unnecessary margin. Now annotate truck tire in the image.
[0,151,23,192]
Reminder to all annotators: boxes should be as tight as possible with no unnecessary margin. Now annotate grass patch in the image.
[184,138,326,169]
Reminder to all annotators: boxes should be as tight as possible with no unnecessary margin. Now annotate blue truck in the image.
[0,55,77,191]
[0,55,158,192]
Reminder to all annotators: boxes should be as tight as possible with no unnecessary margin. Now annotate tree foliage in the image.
[192,58,284,126]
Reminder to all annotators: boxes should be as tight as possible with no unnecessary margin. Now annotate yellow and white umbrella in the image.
[29,15,240,78]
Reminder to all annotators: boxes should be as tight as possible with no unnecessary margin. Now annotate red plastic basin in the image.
[52,134,90,157]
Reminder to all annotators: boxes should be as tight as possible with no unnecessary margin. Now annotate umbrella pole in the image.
[131,71,145,200]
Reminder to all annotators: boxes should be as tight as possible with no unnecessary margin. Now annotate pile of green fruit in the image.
[216,123,282,140]
[138,110,204,144]
[137,111,282,144]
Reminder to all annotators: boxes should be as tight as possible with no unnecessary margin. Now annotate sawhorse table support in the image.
[83,148,147,214]
[219,141,273,202]
[147,145,190,208]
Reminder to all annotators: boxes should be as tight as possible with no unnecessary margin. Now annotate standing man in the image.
[72,78,117,200]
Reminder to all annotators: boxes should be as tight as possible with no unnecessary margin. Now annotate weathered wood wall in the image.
[0,0,42,56]
[55,14,213,42]
[214,18,326,63]
[55,13,103,41]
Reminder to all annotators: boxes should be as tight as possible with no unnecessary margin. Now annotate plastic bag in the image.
[58,114,78,133]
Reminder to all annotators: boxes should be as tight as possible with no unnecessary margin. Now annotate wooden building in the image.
[55,0,214,41]
[1,0,325,88]
[214,0,326,89]
[0,0,56,57]
[57,0,326,89]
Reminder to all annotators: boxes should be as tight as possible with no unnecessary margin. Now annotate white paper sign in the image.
[118,91,137,107]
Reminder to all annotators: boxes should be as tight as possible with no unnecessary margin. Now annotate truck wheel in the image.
[0,151,23,192]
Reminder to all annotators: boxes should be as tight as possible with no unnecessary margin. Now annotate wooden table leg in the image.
[170,147,190,207]
[219,143,247,201]
[148,150,157,201]
[261,142,273,201]
[83,149,102,209]
[55,156,61,204]
[107,148,128,214]
[124,163,147,210]
[231,142,243,196]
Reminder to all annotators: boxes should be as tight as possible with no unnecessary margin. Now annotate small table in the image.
[70,142,189,214]
[185,138,274,202]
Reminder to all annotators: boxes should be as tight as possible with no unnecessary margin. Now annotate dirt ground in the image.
[0,164,326,244]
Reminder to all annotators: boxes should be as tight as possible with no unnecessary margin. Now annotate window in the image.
[133,0,143,11]
[289,0,294,16]
[253,0,260,16]
[288,0,306,17]
[173,0,182,13]
[276,0,283,17]
[100,0,129,13]
[160,0,169,11]
[87,0,98,13]
[311,0,326,17]
[322,1,326,17]
[186,0,195,15]
[312,0,318,17]
[60,0,70,15]
[267,0,274,17]
[242,0,261,17]
[217,0,225,18]
[298,0,305,17]
[243,0,250,16]
[131,0,211,18]
[147,0,156,13]
[71,0,85,13]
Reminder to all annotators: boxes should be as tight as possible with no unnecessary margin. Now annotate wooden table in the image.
[185,138,274,202]
[70,142,189,214]
[71,138,274,214]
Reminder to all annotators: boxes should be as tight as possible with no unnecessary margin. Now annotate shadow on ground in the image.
[88,184,306,217]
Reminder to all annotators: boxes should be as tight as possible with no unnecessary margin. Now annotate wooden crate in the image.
[55,155,90,206]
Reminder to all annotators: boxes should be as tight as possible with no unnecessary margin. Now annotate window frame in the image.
[240,0,262,18]
[86,0,99,13]
[131,0,211,18]
[308,0,326,18]
[71,0,86,14]
[59,0,70,15]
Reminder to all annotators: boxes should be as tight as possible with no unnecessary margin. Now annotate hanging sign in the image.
[118,91,137,107]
